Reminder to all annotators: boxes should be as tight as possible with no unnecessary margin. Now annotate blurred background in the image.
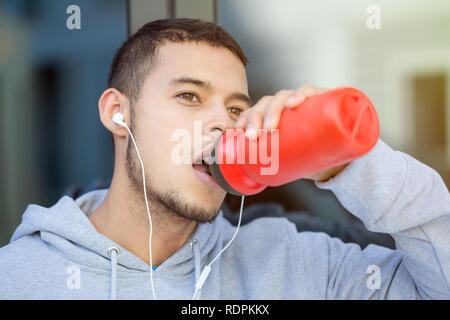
[0,0,449,247]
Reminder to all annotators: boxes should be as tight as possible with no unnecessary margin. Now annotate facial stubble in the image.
[124,123,222,225]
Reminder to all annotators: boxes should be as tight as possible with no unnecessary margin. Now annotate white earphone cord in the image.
[191,194,245,300]
[124,125,157,300]
[120,114,245,300]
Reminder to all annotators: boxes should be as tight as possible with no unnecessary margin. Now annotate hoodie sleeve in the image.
[310,139,450,299]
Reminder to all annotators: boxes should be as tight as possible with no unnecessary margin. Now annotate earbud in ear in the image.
[112,112,127,128]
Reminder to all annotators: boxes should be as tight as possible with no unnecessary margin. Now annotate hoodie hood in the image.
[10,189,233,299]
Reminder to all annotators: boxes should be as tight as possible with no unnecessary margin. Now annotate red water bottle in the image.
[207,87,380,196]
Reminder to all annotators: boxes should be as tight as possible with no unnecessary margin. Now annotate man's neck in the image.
[88,176,198,267]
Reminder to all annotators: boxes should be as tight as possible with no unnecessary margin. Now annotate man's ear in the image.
[98,88,131,138]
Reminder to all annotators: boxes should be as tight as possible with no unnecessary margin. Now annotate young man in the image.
[0,18,449,300]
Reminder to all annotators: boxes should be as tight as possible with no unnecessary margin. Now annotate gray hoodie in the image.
[0,139,449,299]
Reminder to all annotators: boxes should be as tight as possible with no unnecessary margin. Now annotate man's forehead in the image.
[157,42,246,76]
[150,42,249,95]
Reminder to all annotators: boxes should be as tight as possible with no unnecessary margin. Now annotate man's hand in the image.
[235,85,349,182]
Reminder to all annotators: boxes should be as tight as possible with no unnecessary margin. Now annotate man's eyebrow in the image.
[168,76,253,107]
[227,92,253,108]
[168,77,212,89]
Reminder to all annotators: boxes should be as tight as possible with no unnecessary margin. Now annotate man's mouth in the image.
[205,161,212,176]
[192,158,221,189]
[192,159,212,176]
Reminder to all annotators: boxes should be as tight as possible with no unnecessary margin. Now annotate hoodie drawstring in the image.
[108,247,120,300]
[107,241,201,300]
[190,239,201,300]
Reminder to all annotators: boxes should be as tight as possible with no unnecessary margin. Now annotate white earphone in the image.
[111,111,245,300]
[112,111,127,128]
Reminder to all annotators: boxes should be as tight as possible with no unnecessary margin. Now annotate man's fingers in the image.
[245,96,272,139]
[285,91,306,107]
[286,85,327,107]
[236,95,270,130]
[263,90,293,129]
[235,109,250,129]
[235,85,328,140]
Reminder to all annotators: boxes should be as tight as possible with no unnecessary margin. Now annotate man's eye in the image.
[178,92,199,103]
[228,107,244,117]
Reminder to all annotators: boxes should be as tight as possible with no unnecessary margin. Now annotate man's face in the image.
[126,42,250,222]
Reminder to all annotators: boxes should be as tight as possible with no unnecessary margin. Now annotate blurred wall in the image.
[128,0,215,34]
[0,0,128,246]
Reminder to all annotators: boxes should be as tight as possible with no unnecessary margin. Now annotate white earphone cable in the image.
[124,125,157,300]
[191,194,245,300]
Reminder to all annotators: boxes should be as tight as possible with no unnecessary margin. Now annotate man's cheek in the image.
[169,134,192,165]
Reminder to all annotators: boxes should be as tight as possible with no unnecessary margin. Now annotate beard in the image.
[125,130,221,224]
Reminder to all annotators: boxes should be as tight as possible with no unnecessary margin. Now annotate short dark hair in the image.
[107,18,249,107]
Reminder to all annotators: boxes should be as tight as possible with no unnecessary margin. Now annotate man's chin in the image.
[155,188,223,223]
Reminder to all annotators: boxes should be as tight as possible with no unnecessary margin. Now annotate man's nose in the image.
[202,103,236,149]
[203,125,224,148]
